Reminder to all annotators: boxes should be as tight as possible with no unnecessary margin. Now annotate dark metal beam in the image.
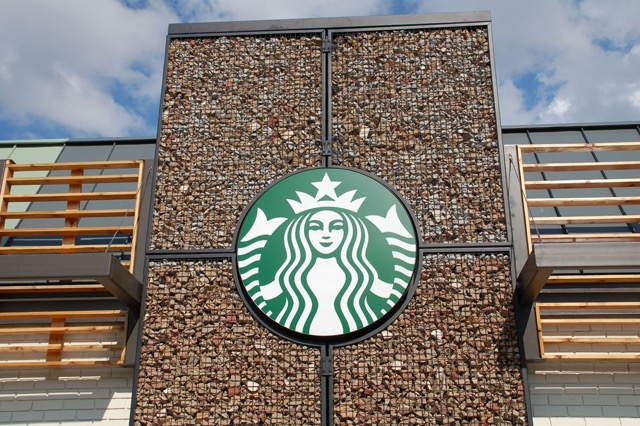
[519,242,640,303]
[518,250,553,303]
[0,253,142,310]
[320,345,334,426]
[168,12,491,37]
[529,242,640,269]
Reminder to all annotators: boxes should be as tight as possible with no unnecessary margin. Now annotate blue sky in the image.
[0,0,639,140]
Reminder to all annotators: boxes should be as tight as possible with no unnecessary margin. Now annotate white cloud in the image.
[0,0,177,137]
[165,0,390,21]
[496,80,536,125]
[627,87,640,109]
[548,97,572,119]
[0,0,392,138]
[415,0,640,125]
[0,0,638,138]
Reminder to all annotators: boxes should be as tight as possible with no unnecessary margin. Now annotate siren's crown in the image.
[287,173,365,214]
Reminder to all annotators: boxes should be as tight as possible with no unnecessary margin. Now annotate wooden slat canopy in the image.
[0,159,145,274]
[535,302,640,361]
[516,142,640,295]
[0,310,128,367]
[0,159,149,368]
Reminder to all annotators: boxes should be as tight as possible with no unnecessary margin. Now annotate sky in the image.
[0,0,639,140]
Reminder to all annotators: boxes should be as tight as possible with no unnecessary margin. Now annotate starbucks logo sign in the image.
[234,168,420,344]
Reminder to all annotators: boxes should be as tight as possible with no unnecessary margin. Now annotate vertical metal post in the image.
[321,31,332,168]
[320,344,334,426]
[319,28,335,425]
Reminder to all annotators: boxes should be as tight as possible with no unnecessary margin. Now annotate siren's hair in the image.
[273,209,378,334]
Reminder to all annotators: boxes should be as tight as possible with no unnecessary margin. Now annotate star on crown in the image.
[287,173,366,214]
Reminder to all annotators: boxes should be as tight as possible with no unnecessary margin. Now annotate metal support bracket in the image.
[322,139,332,156]
[320,345,334,426]
[321,35,333,53]
[320,351,334,376]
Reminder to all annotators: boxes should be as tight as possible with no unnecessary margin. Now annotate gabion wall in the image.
[151,34,323,250]
[136,261,321,424]
[332,29,505,243]
[137,21,526,425]
[333,254,525,425]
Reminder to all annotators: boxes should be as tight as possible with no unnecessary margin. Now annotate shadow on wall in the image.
[527,362,640,422]
[0,367,134,424]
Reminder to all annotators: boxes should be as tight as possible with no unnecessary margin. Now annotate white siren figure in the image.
[237,172,415,336]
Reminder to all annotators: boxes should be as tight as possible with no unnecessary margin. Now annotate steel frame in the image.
[135,12,528,426]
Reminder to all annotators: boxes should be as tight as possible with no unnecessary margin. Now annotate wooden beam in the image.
[0,325,125,334]
[7,161,142,172]
[543,337,640,344]
[0,244,131,254]
[542,353,640,361]
[46,317,65,363]
[527,196,640,207]
[537,234,640,243]
[518,142,640,153]
[540,318,640,325]
[547,274,640,284]
[0,161,13,232]
[522,161,640,172]
[0,226,134,237]
[530,215,640,225]
[526,178,640,190]
[0,360,124,368]
[0,343,123,352]
[0,209,132,219]
[537,302,640,309]
[129,161,145,275]
[62,168,83,246]
[0,284,106,294]
[3,191,137,203]
[535,304,544,358]
[0,310,127,320]
[517,147,534,253]
[7,174,140,186]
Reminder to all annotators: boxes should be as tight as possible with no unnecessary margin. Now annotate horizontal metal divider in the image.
[146,249,235,261]
[146,242,512,261]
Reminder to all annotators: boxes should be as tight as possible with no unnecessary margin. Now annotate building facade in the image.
[0,12,639,426]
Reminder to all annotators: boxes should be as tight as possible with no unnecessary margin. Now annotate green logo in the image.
[235,168,419,340]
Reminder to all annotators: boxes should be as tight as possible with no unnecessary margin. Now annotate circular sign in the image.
[234,168,420,345]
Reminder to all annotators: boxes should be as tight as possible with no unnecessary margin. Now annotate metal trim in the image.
[489,21,513,249]
[510,269,535,426]
[146,249,234,259]
[169,28,325,39]
[502,121,640,133]
[322,30,332,168]
[420,242,511,253]
[130,255,150,425]
[168,12,492,37]
[144,34,172,258]
[231,166,424,347]
[326,20,489,36]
